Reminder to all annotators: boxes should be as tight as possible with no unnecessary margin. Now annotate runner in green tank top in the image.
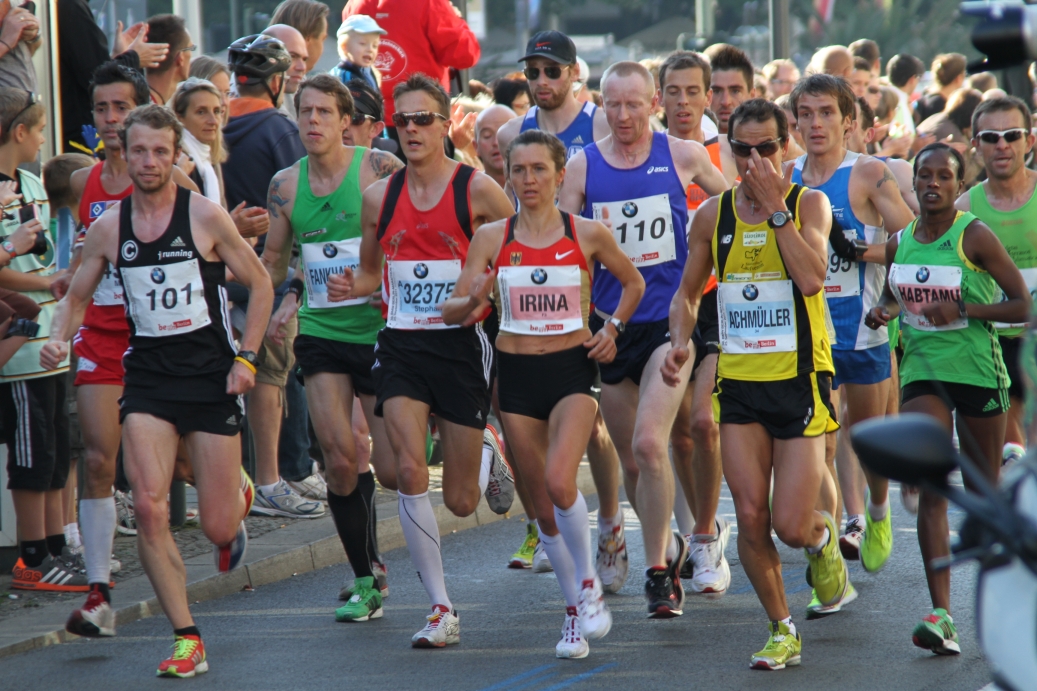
[955,96,1037,464]
[259,76,405,623]
[865,143,1030,658]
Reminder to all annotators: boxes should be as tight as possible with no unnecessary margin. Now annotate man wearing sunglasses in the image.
[142,15,193,106]
[328,73,516,649]
[662,98,841,670]
[790,75,915,608]
[955,96,1037,468]
[559,60,728,619]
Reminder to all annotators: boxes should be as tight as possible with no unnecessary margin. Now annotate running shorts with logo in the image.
[73,326,129,386]
[901,380,1008,418]
[589,311,668,386]
[483,302,500,387]
[710,185,838,438]
[0,373,71,490]
[498,347,600,420]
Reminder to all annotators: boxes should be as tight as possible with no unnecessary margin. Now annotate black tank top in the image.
[116,186,236,401]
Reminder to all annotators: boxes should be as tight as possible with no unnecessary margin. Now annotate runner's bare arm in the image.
[556,150,588,215]
[956,220,1031,324]
[441,221,506,326]
[577,217,644,327]
[360,149,406,191]
[866,235,903,329]
[471,172,518,229]
[954,188,972,212]
[330,179,387,301]
[259,166,299,286]
[886,157,920,215]
[672,137,729,196]
[863,157,915,233]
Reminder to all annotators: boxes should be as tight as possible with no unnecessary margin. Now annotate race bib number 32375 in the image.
[386,259,461,329]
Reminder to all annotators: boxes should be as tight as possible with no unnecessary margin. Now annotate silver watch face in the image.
[771,211,788,226]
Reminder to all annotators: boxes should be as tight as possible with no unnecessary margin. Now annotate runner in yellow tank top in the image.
[662,99,851,671]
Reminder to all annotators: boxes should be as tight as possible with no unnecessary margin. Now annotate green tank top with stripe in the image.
[889,212,1008,391]
[292,150,384,344]
[968,182,1037,337]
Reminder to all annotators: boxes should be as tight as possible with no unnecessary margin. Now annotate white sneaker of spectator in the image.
[287,461,328,501]
[252,478,325,518]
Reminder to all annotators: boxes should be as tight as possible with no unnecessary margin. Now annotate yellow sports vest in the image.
[711,184,834,381]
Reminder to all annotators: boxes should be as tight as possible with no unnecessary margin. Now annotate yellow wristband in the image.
[234,356,257,374]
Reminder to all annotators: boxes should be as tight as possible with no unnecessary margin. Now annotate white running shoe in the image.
[901,483,920,515]
[577,578,612,640]
[287,462,328,501]
[532,541,554,573]
[556,607,589,659]
[110,555,122,574]
[483,425,515,514]
[596,515,629,594]
[411,605,460,648]
[66,586,115,637]
[251,479,325,518]
[114,490,136,536]
[688,517,732,595]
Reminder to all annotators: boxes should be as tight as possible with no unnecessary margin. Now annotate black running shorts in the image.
[119,395,245,436]
[497,346,601,420]
[998,336,1023,400]
[483,303,500,387]
[692,286,720,376]
[901,380,1009,419]
[293,333,376,396]
[713,371,839,439]
[0,373,71,491]
[588,313,670,386]
[372,326,492,429]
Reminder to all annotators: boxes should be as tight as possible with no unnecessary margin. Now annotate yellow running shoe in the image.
[860,499,893,573]
[805,511,849,607]
[509,522,539,569]
[750,620,802,670]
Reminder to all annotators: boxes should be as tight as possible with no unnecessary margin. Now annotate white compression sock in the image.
[537,526,579,607]
[554,491,595,584]
[478,444,492,496]
[867,498,889,522]
[64,522,82,551]
[80,497,116,584]
[398,491,451,610]
[672,477,695,537]
[665,531,679,564]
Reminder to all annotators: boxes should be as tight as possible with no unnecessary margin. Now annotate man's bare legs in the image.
[248,382,283,488]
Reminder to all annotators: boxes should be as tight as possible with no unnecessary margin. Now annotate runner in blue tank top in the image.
[789,76,915,604]
[559,60,727,619]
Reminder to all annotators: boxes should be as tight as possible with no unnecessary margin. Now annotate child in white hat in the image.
[332,14,387,90]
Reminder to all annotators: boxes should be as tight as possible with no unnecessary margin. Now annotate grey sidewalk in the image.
[0,461,596,659]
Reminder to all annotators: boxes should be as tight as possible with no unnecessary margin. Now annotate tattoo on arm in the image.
[268,176,290,219]
[876,167,896,190]
[369,151,405,180]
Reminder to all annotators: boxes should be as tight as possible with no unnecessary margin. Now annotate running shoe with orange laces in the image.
[157,635,208,678]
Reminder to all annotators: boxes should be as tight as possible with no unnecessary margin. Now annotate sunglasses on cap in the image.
[391,111,448,128]
[524,65,565,80]
[4,91,38,132]
[975,128,1028,144]
[729,138,785,158]
[351,112,376,126]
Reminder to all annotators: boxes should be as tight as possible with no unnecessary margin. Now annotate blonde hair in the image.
[172,78,228,164]
[601,61,655,99]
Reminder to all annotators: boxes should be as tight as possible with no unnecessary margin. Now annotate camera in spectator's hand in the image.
[3,317,38,340]
[18,204,46,255]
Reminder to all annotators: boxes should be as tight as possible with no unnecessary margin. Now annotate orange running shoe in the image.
[157,635,208,678]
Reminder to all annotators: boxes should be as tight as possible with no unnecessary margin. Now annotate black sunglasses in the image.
[524,65,565,80]
[391,111,447,128]
[729,138,785,158]
[976,128,1028,144]
[4,91,38,132]
[351,112,376,125]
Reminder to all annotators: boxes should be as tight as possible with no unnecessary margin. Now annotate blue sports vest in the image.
[792,151,888,350]
[582,131,689,324]
[520,101,598,160]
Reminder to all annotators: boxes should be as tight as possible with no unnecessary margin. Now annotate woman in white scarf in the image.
[172,78,226,205]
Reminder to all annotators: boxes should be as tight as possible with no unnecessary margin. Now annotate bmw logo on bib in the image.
[323,243,337,258]
[916,267,930,283]
[622,202,638,218]
[121,240,138,261]
[531,268,547,284]
[151,267,166,284]
[413,263,429,279]
[742,283,759,301]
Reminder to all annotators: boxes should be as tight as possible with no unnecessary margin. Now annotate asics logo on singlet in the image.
[555,250,574,260]
[121,240,138,261]
[647,166,669,174]
[531,268,548,284]
[622,202,638,218]
[323,243,338,258]
[413,263,429,278]
[916,267,931,283]
[170,236,186,248]
[151,268,165,284]
[742,284,759,301]
[320,202,333,213]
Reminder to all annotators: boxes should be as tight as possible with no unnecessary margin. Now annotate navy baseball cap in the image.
[519,31,577,65]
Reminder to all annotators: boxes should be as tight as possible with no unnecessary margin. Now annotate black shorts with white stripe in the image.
[0,373,71,491]
[119,395,245,436]
[372,325,492,430]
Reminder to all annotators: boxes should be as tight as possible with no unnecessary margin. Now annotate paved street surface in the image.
[2,484,991,690]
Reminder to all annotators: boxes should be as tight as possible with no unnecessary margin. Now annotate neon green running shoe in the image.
[860,500,893,573]
[805,581,857,620]
[912,608,960,655]
[805,511,849,607]
[335,576,383,622]
[509,522,539,569]
[750,620,802,670]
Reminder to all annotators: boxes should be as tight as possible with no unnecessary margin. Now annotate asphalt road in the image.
[2,485,992,691]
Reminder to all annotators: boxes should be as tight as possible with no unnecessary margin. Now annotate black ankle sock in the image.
[174,626,200,638]
[46,533,67,558]
[358,471,382,566]
[20,539,47,568]
[328,478,375,579]
[91,582,112,603]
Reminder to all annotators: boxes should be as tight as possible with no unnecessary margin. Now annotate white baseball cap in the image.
[337,15,387,38]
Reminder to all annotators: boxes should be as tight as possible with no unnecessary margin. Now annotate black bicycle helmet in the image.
[228,34,291,85]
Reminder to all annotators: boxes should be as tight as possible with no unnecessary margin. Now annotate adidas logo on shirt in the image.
[571,135,584,145]
[938,240,953,250]
[320,201,333,212]
[170,236,186,248]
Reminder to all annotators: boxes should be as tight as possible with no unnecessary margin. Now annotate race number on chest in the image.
[386,259,461,329]
[120,259,211,337]
[592,194,676,267]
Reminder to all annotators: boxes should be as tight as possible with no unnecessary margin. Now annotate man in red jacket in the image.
[342,0,480,122]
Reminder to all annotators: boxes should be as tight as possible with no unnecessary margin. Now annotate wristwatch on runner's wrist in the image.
[2,240,17,257]
[607,317,625,336]
[767,208,794,229]
[236,350,259,367]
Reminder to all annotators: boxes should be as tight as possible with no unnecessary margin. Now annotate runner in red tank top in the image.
[442,129,643,658]
[327,74,517,649]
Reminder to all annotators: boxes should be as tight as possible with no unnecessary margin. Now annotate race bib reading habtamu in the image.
[889,263,967,332]
[825,228,861,298]
[120,259,211,337]
[592,194,676,267]
[386,259,461,329]
[302,238,367,309]
[497,265,583,334]
[718,279,797,354]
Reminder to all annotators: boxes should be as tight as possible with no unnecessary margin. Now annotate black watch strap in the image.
[236,350,259,366]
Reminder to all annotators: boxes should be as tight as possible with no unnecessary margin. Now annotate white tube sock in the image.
[554,491,595,584]
[672,475,695,536]
[80,497,116,584]
[478,444,492,495]
[398,491,451,610]
[537,526,579,607]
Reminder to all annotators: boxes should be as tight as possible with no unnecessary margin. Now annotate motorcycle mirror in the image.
[850,413,958,485]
